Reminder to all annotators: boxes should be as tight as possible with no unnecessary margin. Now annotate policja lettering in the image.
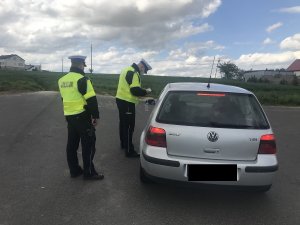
[60,81,73,88]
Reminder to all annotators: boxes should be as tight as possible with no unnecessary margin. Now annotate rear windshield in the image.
[156,91,270,129]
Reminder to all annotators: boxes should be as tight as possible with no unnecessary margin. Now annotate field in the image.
[1,70,300,106]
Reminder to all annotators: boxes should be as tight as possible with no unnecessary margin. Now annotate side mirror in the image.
[145,99,156,105]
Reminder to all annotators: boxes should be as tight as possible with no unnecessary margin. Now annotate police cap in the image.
[140,58,152,74]
[68,55,87,67]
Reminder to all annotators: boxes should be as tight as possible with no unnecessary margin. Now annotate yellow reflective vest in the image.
[58,72,96,116]
[116,66,142,104]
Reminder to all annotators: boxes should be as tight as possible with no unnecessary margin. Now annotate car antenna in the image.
[207,56,215,88]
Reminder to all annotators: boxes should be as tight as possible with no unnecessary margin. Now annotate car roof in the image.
[165,82,252,94]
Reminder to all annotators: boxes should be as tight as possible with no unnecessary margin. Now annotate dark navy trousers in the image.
[116,98,135,153]
[65,111,96,176]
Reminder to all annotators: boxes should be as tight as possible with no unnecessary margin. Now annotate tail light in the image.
[145,126,167,148]
[258,134,276,154]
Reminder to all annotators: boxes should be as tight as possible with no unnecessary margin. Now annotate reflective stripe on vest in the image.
[116,66,141,104]
[58,72,96,116]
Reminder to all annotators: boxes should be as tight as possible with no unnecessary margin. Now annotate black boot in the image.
[70,167,83,178]
[125,147,140,158]
[83,171,104,180]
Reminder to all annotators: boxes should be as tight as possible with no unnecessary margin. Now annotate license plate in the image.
[188,164,237,181]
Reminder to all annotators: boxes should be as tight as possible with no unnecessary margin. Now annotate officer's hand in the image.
[92,118,98,127]
[145,88,152,94]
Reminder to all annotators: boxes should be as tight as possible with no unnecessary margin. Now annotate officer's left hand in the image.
[92,118,98,127]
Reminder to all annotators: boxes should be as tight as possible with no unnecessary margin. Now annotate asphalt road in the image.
[0,91,299,225]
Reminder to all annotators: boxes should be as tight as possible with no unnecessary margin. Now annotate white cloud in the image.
[236,51,300,70]
[154,55,219,77]
[185,56,198,64]
[169,49,188,59]
[2,0,299,78]
[266,22,283,33]
[280,34,300,50]
[175,23,213,39]
[82,47,160,74]
[278,6,300,13]
[155,46,226,77]
[0,0,221,53]
[0,0,224,75]
[263,38,275,45]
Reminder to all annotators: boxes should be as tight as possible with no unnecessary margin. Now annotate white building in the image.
[0,54,25,70]
[287,59,300,77]
[25,64,42,71]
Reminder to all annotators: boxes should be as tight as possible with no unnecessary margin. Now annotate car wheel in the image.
[140,164,151,183]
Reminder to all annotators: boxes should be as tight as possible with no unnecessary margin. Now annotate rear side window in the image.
[156,91,270,129]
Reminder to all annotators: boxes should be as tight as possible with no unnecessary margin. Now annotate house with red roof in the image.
[287,59,300,77]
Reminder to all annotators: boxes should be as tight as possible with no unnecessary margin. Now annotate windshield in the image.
[156,91,270,129]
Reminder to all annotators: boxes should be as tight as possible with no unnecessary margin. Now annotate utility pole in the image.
[62,57,63,73]
[214,58,220,78]
[90,43,93,75]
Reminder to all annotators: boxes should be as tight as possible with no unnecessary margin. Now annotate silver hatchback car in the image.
[140,82,278,191]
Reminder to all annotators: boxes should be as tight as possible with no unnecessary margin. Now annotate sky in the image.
[1,0,300,77]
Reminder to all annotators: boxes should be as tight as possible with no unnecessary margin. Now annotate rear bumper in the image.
[142,151,180,167]
[140,147,278,187]
[245,165,278,173]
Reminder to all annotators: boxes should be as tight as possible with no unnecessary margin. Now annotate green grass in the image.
[1,70,300,106]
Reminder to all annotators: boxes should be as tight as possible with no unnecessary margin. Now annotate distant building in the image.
[287,59,300,77]
[0,54,25,70]
[25,64,41,71]
[243,69,295,84]
[0,54,42,71]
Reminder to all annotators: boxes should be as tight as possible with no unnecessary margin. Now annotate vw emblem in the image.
[207,131,219,142]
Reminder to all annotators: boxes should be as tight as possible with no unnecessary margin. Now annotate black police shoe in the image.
[120,143,126,149]
[70,167,83,178]
[83,172,104,180]
[125,150,140,158]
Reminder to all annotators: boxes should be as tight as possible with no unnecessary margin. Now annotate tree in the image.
[247,76,258,83]
[217,61,244,80]
[280,79,288,85]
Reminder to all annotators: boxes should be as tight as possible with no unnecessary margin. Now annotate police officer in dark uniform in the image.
[58,55,104,180]
[116,59,152,157]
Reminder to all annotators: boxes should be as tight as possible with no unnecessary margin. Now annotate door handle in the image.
[204,148,220,153]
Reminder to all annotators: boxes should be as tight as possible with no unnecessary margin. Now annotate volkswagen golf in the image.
[139,82,278,192]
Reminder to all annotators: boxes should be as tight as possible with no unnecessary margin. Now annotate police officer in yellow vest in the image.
[58,55,104,180]
[116,59,152,157]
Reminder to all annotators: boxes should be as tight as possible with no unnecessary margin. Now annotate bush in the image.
[247,76,258,83]
[1,70,300,106]
[279,79,288,85]
[292,76,299,86]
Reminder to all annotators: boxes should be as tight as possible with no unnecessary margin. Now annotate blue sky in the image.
[205,0,300,58]
[0,0,300,77]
